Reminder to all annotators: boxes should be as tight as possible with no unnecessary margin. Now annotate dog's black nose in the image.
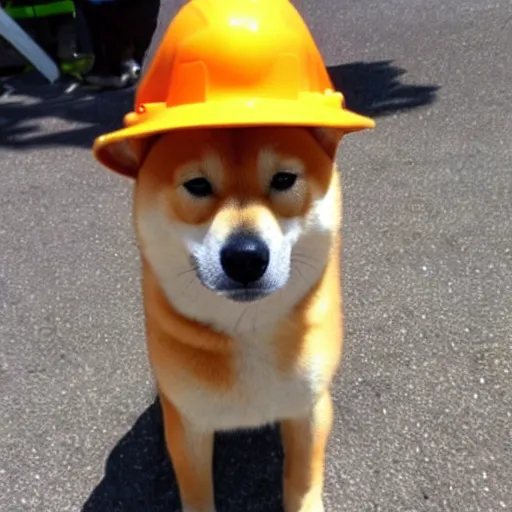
[220,234,270,284]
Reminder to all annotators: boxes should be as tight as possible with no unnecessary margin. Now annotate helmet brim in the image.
[93,97,375,178]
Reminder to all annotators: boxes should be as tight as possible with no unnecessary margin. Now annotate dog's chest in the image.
[175,334,323,431]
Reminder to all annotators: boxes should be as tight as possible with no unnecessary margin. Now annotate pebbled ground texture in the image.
[0,0,511,511]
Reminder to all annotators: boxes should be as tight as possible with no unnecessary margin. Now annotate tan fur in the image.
[130,126,344,512]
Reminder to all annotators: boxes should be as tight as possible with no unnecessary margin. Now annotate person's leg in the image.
[81,1,130,87]
[129,0,160,65]
[99,0,160,86]
[74,2,94,57]
[81,0,158,88]
[79,0,113,76]
[95,2,129,75]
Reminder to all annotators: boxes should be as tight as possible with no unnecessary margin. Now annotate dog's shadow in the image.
[82,397,284,512]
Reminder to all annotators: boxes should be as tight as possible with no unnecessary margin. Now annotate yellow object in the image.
[93,0,375,177]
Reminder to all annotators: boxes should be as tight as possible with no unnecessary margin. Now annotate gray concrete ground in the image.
[1,0,511,510]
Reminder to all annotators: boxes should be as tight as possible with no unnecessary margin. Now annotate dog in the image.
[125,124,344,512]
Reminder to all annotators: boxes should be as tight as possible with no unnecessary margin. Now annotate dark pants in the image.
[80,0,160,75]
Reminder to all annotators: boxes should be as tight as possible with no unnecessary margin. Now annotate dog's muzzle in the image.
[194,230,286,303]
[220,233,270,285]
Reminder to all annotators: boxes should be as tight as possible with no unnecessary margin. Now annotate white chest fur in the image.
[156,331,326,432]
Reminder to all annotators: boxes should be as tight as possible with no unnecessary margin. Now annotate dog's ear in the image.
[309,127,344,161]
[102,137,156,179]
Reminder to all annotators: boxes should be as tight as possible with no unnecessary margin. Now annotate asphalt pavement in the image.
[1,0,511,511]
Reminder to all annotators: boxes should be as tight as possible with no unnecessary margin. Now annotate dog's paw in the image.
[301,500,324,512]
[284,493,324,512]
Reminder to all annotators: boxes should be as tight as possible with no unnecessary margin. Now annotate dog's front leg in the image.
[281,391,333,512]
[159,392,216,512]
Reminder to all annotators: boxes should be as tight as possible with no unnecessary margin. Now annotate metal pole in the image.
[0,6,60,83]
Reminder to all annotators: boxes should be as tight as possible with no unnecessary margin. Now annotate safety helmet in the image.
[93,0,375,177]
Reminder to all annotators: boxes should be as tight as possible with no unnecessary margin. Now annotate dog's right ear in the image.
[102,137,157,179]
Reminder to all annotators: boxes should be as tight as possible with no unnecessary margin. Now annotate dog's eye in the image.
[270,172,297,192]
[183,178,213,198]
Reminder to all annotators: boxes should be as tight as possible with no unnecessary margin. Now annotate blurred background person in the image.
[80,0,160,89]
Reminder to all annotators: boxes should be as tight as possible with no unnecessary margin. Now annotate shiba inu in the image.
[92,1,374,510]
[128,125,343,512]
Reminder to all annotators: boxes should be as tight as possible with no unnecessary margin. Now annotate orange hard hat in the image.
[93,0,375,177]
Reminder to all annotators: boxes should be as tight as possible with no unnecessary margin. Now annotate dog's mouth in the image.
[196,273,276,303]
[220,287,270,303]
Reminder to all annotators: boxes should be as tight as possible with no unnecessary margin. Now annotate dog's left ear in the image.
[309,127,344,161]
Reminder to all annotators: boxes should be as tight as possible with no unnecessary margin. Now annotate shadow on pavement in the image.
[82,398,284,512]
[0,88,134,151]
[0,73,134,150]
[0,60,439,150]
[327,60,439,117]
